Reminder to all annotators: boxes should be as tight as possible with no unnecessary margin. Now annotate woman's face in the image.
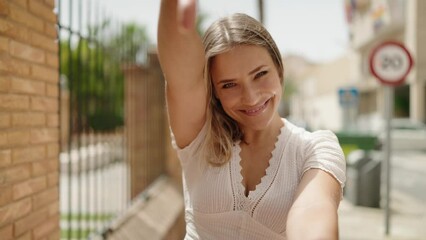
[210,45,282,131]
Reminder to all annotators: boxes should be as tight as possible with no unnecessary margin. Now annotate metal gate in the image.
[57,0,146,238]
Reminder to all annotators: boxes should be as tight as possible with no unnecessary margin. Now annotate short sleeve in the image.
[302,130,346,190]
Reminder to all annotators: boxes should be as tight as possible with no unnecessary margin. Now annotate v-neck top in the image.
[172,118,346,240]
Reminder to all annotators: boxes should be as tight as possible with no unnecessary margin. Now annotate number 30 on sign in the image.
[369,41,414,86]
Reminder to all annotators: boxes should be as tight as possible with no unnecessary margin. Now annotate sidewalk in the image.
[338,189,426,240]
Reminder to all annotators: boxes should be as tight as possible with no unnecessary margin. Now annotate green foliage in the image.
[60,22,149,132]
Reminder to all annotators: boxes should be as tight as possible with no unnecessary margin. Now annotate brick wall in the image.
[122,52,168,199]
[0,0,60,239]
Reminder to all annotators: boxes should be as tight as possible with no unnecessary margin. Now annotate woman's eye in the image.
[255,71,268,79]
[222,83,236,89]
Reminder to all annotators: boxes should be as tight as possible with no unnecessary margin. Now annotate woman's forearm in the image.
[286,203,339,240]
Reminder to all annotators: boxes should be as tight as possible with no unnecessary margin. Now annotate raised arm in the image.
[157,0,207,148]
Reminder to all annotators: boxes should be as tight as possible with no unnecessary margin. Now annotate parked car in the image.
[379,118,426,151]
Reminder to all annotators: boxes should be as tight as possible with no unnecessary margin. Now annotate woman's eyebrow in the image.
[249,65,267,75]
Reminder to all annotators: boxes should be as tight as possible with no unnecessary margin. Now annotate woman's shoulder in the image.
[283,118,338,143]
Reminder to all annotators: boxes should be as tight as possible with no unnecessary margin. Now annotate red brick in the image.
[47,202,58,217]
[31,31,56,52]
[45,83,58,97]
[0,186,12,207]
[0,56,8,72]
[0,198,31,227]
[14,206,47,236]
[10,77,45,95]
[45,53,58,68]
[0,36,8,52]
[14,0,28,9]
[46,113,58,127]
[30,128,58,144]
[31,159,58,177]
[0,18,30,43]
[44,0,54,8]
[32,186,58,209]
[12,145,46,163]
[0,113,11,129]
[12,112,45,127]
[10,59,31,77]
[30,96,58,112]
[9,41,44,64]
[33,214,58,239]
[46,143,58,158]
[31,65,57,82]
[29,0,56,23]
[46,172,57,187]
[0,149,12,168]
[7,130,30,146]
[0,0,10,17]
[44,22,56,39]
[47,229,60,240]
[0,94,30,111]
[15,232,31,240]
[0,75,11,92]
[0,57,32,77]
[0,224,13,240]
[0,132,6,146]
[8,3,44,32]
[0,164,31,184]
[13,176,46,200]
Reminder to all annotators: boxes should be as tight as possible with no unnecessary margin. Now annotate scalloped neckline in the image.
[230,118,287,211]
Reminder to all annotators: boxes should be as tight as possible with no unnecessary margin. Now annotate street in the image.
[392,150,426,202]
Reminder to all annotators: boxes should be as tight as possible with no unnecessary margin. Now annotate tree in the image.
[60,22,150,132]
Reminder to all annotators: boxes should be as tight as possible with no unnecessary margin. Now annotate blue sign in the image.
[338,87,359,107]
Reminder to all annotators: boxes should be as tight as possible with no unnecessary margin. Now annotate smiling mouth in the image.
[241,98,272,116]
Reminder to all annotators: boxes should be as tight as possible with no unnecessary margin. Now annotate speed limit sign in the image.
[369,41,414,86]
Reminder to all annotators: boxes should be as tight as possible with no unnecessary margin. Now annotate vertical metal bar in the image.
[76,0,83,238]
[86,0,93,234]
[94,0,100,231]
[67,1,74,239]
[257,0,264,24]
[100,7,107,229]
[57,0,64,238]
[121,21,129,210]
[384,86,394,235]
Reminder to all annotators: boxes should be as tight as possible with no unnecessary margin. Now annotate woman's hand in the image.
[178,0,197,30]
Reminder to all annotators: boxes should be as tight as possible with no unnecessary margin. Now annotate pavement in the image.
[338,150,426,240]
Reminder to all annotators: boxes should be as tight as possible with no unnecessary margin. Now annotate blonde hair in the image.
[200,13,284,166]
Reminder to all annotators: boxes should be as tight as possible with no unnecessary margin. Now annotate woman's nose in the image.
[241,84,258,106]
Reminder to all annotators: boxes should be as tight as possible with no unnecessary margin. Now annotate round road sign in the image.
[369,41,414,86]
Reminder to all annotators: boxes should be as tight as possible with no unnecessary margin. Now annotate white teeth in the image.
[247,105,264,113]
[245,99,268,113]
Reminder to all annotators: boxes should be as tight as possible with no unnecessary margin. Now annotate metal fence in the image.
[57,0,142,238]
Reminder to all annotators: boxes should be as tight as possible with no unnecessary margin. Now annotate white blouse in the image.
[173,118,346,240]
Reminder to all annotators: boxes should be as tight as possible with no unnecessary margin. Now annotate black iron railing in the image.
[57,0,141,238]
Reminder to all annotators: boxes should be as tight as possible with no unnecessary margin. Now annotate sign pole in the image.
[369,41,413,237]
[383,86,394,235]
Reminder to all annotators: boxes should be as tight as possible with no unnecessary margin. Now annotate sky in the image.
[61,0,350,63]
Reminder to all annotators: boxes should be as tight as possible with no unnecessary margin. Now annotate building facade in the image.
[286,0,425,133]
[346,0,426,129]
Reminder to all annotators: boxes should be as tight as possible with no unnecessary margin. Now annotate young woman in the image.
[157,0,346,239]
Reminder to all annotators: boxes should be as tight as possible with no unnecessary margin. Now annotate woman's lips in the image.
[241,98,271,116]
